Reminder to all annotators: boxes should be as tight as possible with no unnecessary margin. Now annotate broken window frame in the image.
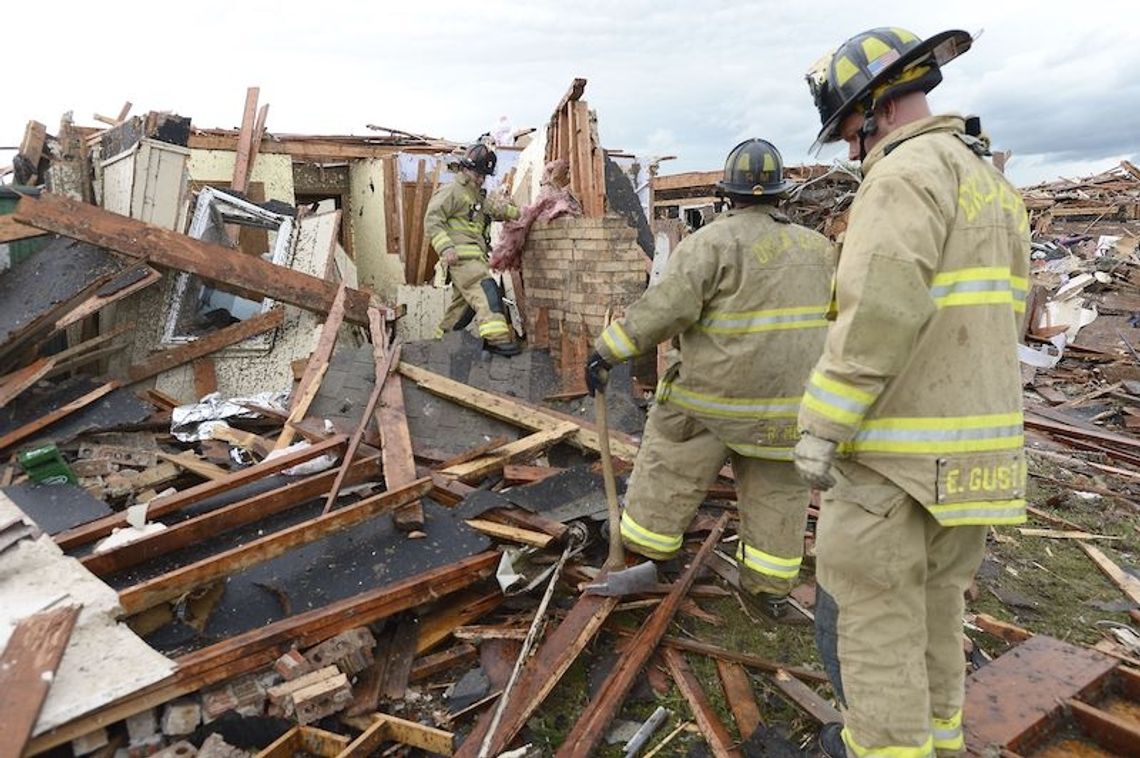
[161,186,296,350]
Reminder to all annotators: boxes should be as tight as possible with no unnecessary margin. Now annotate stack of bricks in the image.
[521,215,649,388]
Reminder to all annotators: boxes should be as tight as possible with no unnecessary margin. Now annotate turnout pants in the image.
[815,460,986,758]
[437,258,512,345]
[620,402,810,596]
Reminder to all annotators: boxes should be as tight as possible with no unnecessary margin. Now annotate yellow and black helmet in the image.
[805,27,973,152]
[459,140,497,176]
[717,138,795,197]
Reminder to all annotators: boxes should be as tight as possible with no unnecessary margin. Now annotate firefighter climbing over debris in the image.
[425,136,523,357]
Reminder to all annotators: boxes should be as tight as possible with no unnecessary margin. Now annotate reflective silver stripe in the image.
[699,310,827,332]
[805,383,870,415]
[668,386,800,418]
[928,505,1026,523]
[855,424,1022,443]
[929,279,1010,298]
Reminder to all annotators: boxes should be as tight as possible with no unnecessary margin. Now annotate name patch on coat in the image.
[936,452,1025,504]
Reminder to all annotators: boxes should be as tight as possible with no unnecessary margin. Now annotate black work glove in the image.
[585,351,611,397]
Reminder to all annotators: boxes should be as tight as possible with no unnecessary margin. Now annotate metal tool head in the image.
[584,561,659,597]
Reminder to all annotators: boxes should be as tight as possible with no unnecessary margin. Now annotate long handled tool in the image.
[595,308,624,570]
[595,380,625,570]
[585,309,658,596]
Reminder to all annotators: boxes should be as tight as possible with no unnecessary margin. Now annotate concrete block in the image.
[161,699,201,736]
[292,672,353,725]
[126,708,159,744]
[71,728,109,756]
[303,627,376,675]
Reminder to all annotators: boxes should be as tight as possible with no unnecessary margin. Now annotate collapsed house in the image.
[3,79,1140,758]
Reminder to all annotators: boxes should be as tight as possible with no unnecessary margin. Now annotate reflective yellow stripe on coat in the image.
[601,321,638,361]
[802,371,875,427]
[930,266,1027,314]
[847,412,1023,455]
[697,304,829,334]
[657,383,800,420]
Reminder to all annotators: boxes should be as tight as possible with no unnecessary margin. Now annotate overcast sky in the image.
[5,1,1136,187]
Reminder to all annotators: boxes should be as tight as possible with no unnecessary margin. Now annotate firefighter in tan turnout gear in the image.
[425,138,522,357]
[793,27,1031,758]
[586,139,833,617]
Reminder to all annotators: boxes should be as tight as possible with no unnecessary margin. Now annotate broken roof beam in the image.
[13,193,378,326]
[25,552,498,756]
[117,475,434,615]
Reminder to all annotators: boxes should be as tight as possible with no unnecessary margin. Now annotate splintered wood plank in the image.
[501,464,563,485]
[0,357,54,409]
[55,265,162,331]
[463,519,553,548]
[157,450,228,481]
[0,215,47,244]
[415,589,504,655]
[382,156,401,259]
[556,513,730,758]
[433,436,511,470]
[380,615,420,700]
[13,193,375,325]
[769,669,841,724]
[127,308,284,383]
[972,613,1033,644]
[231,87,260,195]
[337,713,453,757]
[398,362,641,460]
[455,592,619,757]
[321,308,400,515]
[963,635,1118,754]
[0,380,118,453]
[192,358,218,397]
[369,310,421,530]
[118,476,434,615]
[277,284,349,450]
[1068,699,1140,755]
[53,434,347,550]
[408,159,428,278]
[716,660,762,740]
[82,456,381,577]
[416,162,443,286]
[410,643,478,683]
[1080,542,1140,604]
[0,605,82,758]
[442,422,578,484]
[664,648,743,758]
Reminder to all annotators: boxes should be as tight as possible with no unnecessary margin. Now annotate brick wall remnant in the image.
[521,215,648,387]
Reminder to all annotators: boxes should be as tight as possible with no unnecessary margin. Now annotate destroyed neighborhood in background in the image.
[2,80,1140,758]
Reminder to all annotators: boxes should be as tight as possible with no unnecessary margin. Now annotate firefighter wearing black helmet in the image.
[586,139,833,617]
[425,138,522,356]
[794,27,1031,758]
